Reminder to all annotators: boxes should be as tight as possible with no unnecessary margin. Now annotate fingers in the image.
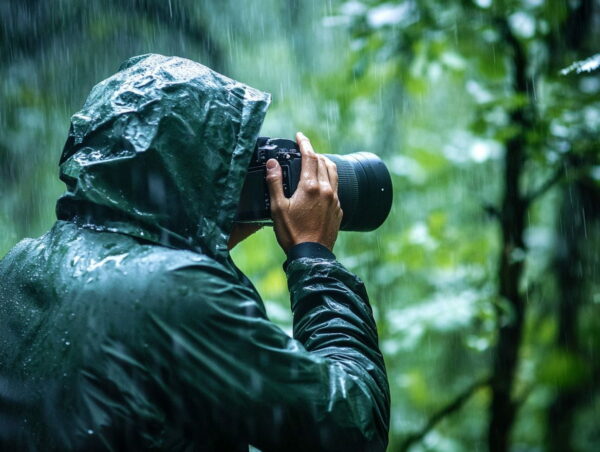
[324,157,338,193]
[317,155,329,185]
[296,133,339,202]
[296,132,318,190]
[265,159,286,213]
[316,155,335,200]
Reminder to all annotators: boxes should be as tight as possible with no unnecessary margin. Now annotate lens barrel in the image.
[326,152,393,231]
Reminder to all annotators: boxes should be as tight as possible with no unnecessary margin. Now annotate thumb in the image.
[265,159,285,209]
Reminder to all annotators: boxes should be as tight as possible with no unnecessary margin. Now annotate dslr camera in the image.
[236,137,393,231]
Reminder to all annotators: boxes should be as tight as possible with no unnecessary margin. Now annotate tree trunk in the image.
[487,21,531,452]
[547,179,600,452]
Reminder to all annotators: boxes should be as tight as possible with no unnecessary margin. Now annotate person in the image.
[0,54,390,451]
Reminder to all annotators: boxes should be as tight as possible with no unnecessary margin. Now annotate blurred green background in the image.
[1,1,599,450]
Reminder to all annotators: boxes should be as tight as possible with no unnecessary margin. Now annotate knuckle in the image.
[321,187,334,198]
[270,201,281,213]
[305,180,319,193]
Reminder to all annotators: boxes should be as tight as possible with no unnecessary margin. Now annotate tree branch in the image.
[525,151,599,206]
[400,376,491,452]
[514,381,535,409]
[525,165,566,206]
[483,203,502,221]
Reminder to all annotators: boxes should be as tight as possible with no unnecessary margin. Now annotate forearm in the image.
[285,247,390,449]
[285,243,380,354]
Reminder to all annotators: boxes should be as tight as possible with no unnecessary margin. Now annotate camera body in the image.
[236,137,301,224]
[236,136,393,231]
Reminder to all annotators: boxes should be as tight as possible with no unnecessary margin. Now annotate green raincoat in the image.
[0,54,390,451]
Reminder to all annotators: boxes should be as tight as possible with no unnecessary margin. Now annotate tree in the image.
[334,0,600,449]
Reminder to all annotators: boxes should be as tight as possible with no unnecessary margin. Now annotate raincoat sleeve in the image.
[285,255,390,449]
[151,254,389,452]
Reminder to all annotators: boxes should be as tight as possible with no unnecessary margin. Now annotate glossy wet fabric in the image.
[0,54,390,451]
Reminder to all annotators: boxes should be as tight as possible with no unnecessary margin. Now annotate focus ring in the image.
[326,154,358,229]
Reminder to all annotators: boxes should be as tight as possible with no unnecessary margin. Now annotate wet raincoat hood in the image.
[56,53,271,259]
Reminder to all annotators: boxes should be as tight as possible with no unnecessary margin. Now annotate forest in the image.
[1,0,599,450]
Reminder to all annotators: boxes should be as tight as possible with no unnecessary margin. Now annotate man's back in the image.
[1,222,388,451]
[0,221,250,449]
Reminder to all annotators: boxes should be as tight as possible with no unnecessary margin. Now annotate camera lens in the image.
[325,152,393,231]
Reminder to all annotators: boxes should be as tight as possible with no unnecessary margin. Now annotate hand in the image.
[228,223,263,250]
[265,132,343,253]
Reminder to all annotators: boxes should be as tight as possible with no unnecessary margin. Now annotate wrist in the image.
[289,235,334,253]
[283,242,336,272]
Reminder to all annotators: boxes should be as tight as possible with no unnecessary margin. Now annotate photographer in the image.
[0,54,390,451]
